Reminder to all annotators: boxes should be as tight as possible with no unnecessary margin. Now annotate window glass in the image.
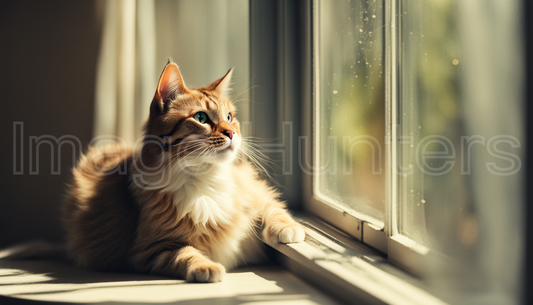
[397,0,524,299]
[397,0,523,270]
[397,0,467,250]
[313,0,524,300]
[316,0,385,224]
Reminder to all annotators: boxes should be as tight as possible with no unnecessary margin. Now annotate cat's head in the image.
[142,62,241,170]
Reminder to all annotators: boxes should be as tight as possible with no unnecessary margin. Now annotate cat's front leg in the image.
[150,246,225,283]
[262,207,305,245]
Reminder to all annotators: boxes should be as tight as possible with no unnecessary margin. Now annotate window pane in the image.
[397,0,466,249]
[316,0,385,223]
[397,0,524,300]
[397,0,524,264]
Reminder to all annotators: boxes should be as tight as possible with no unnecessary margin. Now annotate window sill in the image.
[0,257,339,304]
[0,217,449,305]
[270,214,449,305]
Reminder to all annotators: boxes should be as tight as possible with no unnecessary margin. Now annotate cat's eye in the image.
[194,112,208,124]
[227,113,232,123]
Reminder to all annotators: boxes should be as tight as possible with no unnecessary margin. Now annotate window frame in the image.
[384,0,431,274]
[302,0,446,276]
[246,0,531,302]
[304,0,389,255]
[523,0,533,303]
[250,0,529,297]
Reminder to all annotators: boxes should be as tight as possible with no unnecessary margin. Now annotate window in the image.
[302,0,525,302]
[315,0,386,226]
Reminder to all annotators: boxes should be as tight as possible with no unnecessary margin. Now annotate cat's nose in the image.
[223,130,235,140]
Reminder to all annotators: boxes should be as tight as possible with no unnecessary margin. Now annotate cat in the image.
[63,62,305,283]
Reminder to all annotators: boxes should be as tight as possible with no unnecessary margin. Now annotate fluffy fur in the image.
[64,62,305,282]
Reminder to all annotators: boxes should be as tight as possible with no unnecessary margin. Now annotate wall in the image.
[0,0,101,247]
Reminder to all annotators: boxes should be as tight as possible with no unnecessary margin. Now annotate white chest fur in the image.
[133,160,258,268]
[162,163,236,226]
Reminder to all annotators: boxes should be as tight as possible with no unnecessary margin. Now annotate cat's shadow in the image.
[0,257,328,305]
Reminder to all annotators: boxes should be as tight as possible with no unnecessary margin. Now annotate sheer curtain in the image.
[93,0,249,145]
[458,0,524,302]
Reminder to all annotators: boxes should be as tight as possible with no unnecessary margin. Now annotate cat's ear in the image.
[151,62,187,116]
[206,68,233,98]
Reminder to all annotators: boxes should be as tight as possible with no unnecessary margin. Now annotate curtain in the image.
[458,0,524,302]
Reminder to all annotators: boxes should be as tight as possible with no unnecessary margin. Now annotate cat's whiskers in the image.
[191,149,211,176]
[166,139,206,156]
[164,139,208,160]
[167,141,205,160]
[169,146,209,172]
[239,139,273,164]
[191,145,223,176]
[163,143,206,172]
[238,138,278,185]
[165,146,202,165]
[161,141,204,168]
[228,82,258,108]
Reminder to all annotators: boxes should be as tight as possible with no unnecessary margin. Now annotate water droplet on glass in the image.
[421,199,426,204]
[452,59,459,65]
[333,90,338,94]
[372,15,376,18]
[359,29,363,32]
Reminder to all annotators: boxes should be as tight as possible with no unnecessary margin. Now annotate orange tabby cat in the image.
[64,62,305,283]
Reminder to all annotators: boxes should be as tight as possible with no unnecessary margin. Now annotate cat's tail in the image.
[0,240,66,260]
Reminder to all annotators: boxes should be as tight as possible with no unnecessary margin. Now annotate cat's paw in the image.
[264,223,306,245]
[279,225,306,244]
[186,261,226,283]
